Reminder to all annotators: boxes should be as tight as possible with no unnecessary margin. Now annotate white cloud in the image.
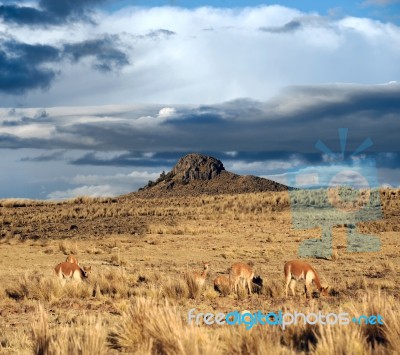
[158,107,176,118]
[47,185,123,199]
[2,6,399,107]
[70,171,160,185]
[47,170,161,200]
[0,124,55,139]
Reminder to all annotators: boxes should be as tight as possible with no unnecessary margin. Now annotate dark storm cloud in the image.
[0,35,129,94]
[280,85,400,119]
[63,36,130,72]
[2,109,50,125]
[259,20,302,34]
[72,152,177,167]
[0,4,52,26]
[164,110,226,126]
[0,0,104,27]
[1,83,399,158]
[0,40,61,94]
[20,150,65,162]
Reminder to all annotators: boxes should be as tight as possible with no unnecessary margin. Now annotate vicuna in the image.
[284,260,329,298]
[55,262,91,286]
[191,262,210,287]
[229,262,255,295]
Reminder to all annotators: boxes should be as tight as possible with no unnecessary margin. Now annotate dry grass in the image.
[32,304,107,355]
[162,277,190,300]
[313,324,369,354]
[0,189,399,353]
[183,272,203,299]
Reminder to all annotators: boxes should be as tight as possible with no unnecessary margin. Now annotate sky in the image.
[0,0,399,199]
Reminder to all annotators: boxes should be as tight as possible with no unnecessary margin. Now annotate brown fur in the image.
[192,262,209,287]
[229,262,255,295]
[65,255,79,264]
[54,262,91,285]
[214,274,231,293]
[284,260,329,298]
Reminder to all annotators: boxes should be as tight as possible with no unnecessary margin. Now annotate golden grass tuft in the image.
[111,297,222,355]
[183,272,203,299]
[32,304,107,355]
[313,324,369,355]
[347,291,397,348]
[162,277,189,300]
[5,272,96,302]
[6,273,63,302]
[218,325,291,355]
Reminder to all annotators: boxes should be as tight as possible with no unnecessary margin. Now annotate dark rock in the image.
[172,153,225,183]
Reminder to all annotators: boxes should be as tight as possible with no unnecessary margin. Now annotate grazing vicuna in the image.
[284,260,329,298]
[55,262,91,286]
[229,262,255,295]
[214,273,263,295]
[214,274,231,294]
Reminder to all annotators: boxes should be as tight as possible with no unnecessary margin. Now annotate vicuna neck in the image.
[201,267,208,278]
[313,271,322,290]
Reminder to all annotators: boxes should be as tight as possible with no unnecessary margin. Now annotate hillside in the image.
[131,153,288,198]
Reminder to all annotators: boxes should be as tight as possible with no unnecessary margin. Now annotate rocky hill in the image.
[130,153,288,198]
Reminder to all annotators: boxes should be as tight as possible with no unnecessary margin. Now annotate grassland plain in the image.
[0,189,399,354]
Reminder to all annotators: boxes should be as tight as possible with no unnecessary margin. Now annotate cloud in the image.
[67,151,321,168]
[63,35,129,72]
[259,20,302,33]
[47,170,160,199]
[0,40,61,94]
[0,5,399,106]
[1,83,400,154]
[0,35,129,94]
[145,29,176,39]
[20,150,65,162]
[226,158,304,175]
[0,0,104,27]
[47,185,122,199]
[71,151,176,167]
[70,171,160,186]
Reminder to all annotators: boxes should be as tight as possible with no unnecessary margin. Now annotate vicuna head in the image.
[202,262,210,271]
[320,285,329,296]
[252,276,263,287]
[81,266,92,278]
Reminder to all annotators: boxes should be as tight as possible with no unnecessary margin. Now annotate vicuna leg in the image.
[304,282,310,299]
[285,274,291,297]
[247,278,252,295]
[57,271,66,287]
[234,278,240,294]
[290,279,296,296]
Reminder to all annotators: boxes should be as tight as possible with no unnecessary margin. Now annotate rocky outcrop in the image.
[134,153,288,198]
[172,153,225,183]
